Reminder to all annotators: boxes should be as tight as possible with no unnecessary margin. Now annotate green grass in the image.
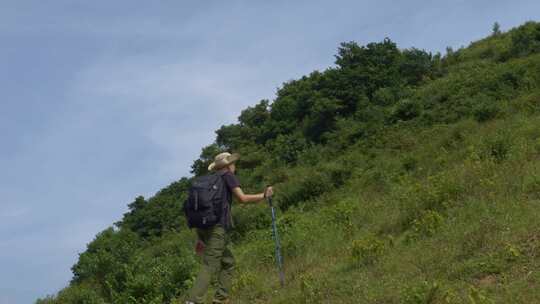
[220,115,540,304]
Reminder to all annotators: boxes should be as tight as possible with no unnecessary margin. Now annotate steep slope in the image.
[37,21,540,304]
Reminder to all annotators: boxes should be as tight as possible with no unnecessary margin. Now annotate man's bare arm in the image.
[232,186,273,204]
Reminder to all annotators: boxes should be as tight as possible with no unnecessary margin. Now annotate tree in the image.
[492,22,502,36]
[334,38,403,98]
[510,21,540,57]
[190,144,225,176]
[400,48,434,85]
[302,96,344,142]
[216,100,272,150]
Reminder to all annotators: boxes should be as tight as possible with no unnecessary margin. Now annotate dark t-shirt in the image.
[220,170,240,230]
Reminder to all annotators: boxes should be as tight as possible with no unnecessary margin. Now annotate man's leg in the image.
[213,242,235,303]
[187,226,226,304]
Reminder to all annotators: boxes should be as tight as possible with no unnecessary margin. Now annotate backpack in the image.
[183,171,227,229]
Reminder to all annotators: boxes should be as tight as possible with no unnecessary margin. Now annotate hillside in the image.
[37,21,540,303]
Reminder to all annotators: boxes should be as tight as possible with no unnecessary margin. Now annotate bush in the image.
[71,227,141,291]
[231,204,272,241]
[468,286,494,304]
[280,208,323,258]
[322,198,359,237]
[299,273,324,303]
[390,98,422,122]
[473,97,501,122]
[407,210,444,241]
[35,296,56,304]
[401,281,440,304]
[401,155,419,172]
[510,21,540,57]
[512,92,540,114]
[269,132,310,164]
[397,172,464,230]
[481,132,512,162]
[55,284,106,304]
[350,234,387,266]
[233,271,257,293]
[452,243,522,280]
[276,168,334,210]
[438,120,475,149]
[238,229,276,264]
[100,232,198,304]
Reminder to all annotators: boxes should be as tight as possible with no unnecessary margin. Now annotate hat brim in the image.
[208,153,240,171]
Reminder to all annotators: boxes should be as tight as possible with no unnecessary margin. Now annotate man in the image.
[186,152,273,304]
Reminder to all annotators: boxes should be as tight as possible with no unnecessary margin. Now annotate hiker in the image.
[186,152,273,304]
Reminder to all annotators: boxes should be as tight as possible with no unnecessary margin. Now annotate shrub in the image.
[322,198,359,237]
[299,273,323,303]
[233,271,257,293]
[279,208,323,258]
[397,172,463,230]
[231,205,272,240]
[510,21,540,57]
[481,132,512,162]
[35,296,56,304]
[439,120,475,149]
[455,256,504,279]
[468,286,494,304]
[401,281,440,304]
[452,243,522,280]
[372,87,397,106]
[350,234,386,266]
[390,98,422,122]
[237,229,276,264]
[502,243,522,262]
[276,168,334,210]
[93,232,199,304]
[402,155,419,172]
[473,99,501,122]
[407,210,445,241]
[55,284,106,304]
[322,161,353,188]
[269,132,310,164]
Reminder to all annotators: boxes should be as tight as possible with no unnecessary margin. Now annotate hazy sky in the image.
[1,1,539,303]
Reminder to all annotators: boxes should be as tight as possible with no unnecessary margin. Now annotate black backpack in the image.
[183,172,227,229]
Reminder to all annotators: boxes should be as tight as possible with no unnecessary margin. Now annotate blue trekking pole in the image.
[267,194,285,287]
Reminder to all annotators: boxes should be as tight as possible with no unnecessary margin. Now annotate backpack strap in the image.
[215,170,227,177]
[215,170,228,187]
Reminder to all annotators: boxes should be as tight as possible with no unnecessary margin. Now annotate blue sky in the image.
[1,1,539,303]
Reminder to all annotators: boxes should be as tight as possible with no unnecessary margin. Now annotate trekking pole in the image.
[266,194,285,287]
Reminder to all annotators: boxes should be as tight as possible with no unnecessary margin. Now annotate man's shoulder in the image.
[222,170,236,177]
[221,171,240,188]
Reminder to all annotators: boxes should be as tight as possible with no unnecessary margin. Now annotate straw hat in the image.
[208,152,240,171]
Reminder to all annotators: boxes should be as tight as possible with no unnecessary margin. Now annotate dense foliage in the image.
[37,21,540,303]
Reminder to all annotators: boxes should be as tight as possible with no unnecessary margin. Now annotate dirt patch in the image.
[477,275,497,287]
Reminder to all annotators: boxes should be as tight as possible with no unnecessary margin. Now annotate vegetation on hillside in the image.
[37,21,540,303]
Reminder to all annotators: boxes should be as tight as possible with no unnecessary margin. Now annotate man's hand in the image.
[195,239,205,256]
[265,186,274,198]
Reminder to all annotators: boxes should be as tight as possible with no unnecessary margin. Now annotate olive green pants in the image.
[188,225,235,304]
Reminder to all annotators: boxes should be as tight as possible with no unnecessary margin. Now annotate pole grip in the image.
[266,193,273,207]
